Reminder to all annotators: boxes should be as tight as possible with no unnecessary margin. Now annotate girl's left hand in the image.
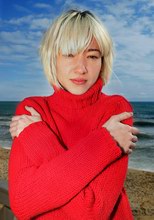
[10,106,42,139]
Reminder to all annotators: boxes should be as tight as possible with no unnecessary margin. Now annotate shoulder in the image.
[101,93,133,113]
[110,94,132,112]
[100,93,133,126]
[15,96,49,116]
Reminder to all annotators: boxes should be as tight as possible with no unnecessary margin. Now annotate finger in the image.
[25,106,40,116]
[130,142,136,149]
[11,132,18,139]
[10,120,18,128]
[128,149,133,154]
[131,127,140,135]
[132,135,138,143]
[9,123,18,132]
[9,128,17,138]
[9,127,17,135]
[114,112,133,122]
[12,115,22,121]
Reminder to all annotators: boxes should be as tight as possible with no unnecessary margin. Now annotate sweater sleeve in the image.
[80,95,134,219]
[9,98,122,219]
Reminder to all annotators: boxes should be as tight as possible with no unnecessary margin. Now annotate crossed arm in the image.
[10,105,138,154]
[9,101,139,219]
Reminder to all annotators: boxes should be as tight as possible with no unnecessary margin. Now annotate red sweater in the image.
[9,78,134,220]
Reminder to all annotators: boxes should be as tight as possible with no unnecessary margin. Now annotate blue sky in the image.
[0,0,154,101]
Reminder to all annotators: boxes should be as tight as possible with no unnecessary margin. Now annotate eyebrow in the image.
[87,49,101,55]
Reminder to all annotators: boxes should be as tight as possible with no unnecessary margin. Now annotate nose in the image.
[74,56,87,74]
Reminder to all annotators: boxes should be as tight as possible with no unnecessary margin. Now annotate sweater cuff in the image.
[100,127,124,154]
[96,127,123,155]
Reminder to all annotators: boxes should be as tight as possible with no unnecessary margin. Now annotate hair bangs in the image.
[57,14,94,55]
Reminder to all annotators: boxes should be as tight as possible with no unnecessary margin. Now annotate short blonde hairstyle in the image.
[40,9,114,87]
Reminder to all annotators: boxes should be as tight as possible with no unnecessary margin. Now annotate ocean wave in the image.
[134,119,154,127]
[135,144,154,150]
[134,114,154,119]
[137,132,154,140]
[0,122,11,127]
[0,112,14,117]
[0,116,12,121]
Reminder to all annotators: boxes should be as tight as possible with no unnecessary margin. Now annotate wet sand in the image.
[0,146,154,219]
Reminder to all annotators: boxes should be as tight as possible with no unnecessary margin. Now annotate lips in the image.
[70,78,87,85]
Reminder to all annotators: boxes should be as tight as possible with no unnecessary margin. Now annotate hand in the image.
[103,112,139,154]
[10,106,42,139]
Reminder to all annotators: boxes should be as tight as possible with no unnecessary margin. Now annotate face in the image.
[56,38,102,95]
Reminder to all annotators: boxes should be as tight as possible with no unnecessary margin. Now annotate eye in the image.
[65,54,74,58]
[62,53,74,58]
[88,55,99,59]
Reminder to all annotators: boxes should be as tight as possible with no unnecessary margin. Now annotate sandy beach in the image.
[0,146,10,180]
[125,169,154,219]
[0,146,154,219]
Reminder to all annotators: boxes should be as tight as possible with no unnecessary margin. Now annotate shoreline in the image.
[0,146,154,218]
[1,145,153,173]
[128,167,154,173]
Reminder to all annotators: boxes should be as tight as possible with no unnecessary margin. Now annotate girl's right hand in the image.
[103,112,139,154]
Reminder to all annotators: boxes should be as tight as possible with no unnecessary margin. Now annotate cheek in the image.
[56,66,60,81]
[93,61,102,73]
[99,59,103,69]
[56,62,65,77]
[56,66,71,85]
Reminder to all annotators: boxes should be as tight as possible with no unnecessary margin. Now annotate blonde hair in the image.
[40,9,114,87]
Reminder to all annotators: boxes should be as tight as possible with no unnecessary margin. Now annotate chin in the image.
[69,88,89,95]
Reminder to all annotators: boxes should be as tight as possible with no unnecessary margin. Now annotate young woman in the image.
[9,10,139,219]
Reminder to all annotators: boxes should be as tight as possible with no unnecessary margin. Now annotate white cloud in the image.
[30,18,51,30]
[8,15,34,26]
[7,15,51,30]
[0,28,42,70]
[34,3,51,9]
[1,31,29,44]
[14,4,31,14]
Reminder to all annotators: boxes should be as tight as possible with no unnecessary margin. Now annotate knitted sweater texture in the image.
[9,78,134,220]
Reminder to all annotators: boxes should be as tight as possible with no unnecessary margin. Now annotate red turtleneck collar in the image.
[50,78,103,110]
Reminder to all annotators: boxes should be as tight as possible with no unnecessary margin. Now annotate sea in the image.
[0,101,154,172]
